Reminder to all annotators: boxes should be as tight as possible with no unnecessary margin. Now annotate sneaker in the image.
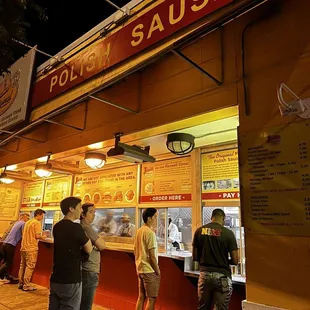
[6,275,18,281]
[0,279,10,284]
[8,279,18,284]
[22,286,37,291]
[18,284,23,289]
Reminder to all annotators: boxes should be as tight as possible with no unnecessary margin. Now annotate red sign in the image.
[202,191,240,200]
[32,0,232,107]
[140,193,192,203]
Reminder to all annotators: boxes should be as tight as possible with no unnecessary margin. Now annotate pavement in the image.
[0,281,108,310]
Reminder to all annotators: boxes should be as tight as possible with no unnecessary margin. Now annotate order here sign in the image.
[31,0,232,107]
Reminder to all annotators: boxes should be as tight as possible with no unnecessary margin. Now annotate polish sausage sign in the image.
[31,0,232,107]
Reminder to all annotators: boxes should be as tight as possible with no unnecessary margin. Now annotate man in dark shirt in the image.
[192,209,239,310]
[49,197,92,310]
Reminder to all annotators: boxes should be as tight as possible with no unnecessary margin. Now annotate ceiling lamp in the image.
[35,153,52,178]
[84,152,106,169]
[166,133,195,155]
[0,166,14,184]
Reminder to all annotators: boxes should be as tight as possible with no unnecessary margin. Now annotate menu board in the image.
[21,181,43,208]
[202,149,239,200]
[240,121,310,236]
[0,183,21,219]
[43,176,71,207]
[74,166,138,206]
[140,157,191,203]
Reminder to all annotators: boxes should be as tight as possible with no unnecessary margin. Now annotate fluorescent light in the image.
[88,142,103,150]
[6,165,17,171]
[37,156,49,163]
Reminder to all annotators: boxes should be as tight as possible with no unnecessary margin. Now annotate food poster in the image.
[21,180,44,208]
[43,177,71,207]
[74,166,138,206]
[140,157,192,203]
[240,121,310,236]
[0,183,21,219]
[201,149,239,200]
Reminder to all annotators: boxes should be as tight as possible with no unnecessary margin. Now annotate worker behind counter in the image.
[167,216,181,250]
[97,210,117,236]
[117,214,136,237]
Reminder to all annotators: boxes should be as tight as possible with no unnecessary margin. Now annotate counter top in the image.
[184,270,246,285]
[40,239,192,260]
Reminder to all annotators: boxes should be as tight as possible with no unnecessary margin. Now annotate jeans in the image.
[198,271,233,310]
[0,244,15,279]
[49,282,82,310]
[80,271,99,310]
[18,250,38,288]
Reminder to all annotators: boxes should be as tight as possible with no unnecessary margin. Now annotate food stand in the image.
[2,0,310,309]
[6,112,245,310]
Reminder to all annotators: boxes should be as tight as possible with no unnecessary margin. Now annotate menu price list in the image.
[21,181,43,208]
[0,186,21,219]
[74,166,138,206]
[43,177,70,207]
[140,157,192,203]
[201,149,239,200]
[241,122,310,236]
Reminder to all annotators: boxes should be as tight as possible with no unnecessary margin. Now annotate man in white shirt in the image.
[168,216,181,250]
[134,208,160,310]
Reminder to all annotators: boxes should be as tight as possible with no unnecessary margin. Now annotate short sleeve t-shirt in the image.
[192,222,238,278]
[4,220,25,247]
[81,220,100,274]
[50,220,89,284]
[134,225,158,274]
[21,218,42,251]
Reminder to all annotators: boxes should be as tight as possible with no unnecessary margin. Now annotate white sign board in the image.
[0,48,36,130]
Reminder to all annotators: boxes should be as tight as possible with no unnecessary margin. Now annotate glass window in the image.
[20,210,63,238]
[139,207,192,253]
[93,208,136,239]
[202,206,244,276]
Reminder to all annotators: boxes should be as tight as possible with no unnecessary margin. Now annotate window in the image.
[139,207,192,253]
[93,208,136,239]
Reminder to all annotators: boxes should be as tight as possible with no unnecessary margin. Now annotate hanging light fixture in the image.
[166,133,195,155]
[35,153,52,178]
[84,152,106,169]
[0,166,15,184]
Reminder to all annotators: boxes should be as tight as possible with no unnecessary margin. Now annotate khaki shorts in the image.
[138,272,160,298]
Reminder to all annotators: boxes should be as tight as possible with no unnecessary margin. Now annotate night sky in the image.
[27,0,132,66]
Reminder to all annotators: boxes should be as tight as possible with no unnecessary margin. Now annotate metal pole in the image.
[88,95,138,114]
[12,39,61,63]
[172,50,222,86]
[103,0,128,15]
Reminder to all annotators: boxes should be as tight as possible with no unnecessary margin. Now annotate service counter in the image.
[6,240,246,310]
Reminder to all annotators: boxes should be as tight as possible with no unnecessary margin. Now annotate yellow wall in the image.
[237,1,310,308]
[0,13,238,166]
[0,1,309,308]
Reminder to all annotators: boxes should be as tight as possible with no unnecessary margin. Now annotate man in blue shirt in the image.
[0,213,30,283]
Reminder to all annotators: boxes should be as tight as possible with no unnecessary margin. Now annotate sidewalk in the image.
[0,282,109,310]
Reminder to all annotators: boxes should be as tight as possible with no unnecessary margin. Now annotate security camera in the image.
[277,83,310,119]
